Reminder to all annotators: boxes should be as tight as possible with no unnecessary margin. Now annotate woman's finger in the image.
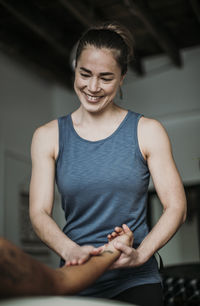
[113,242,132,256]
[78,257,88,265]
[111,232,117,238]
[115,226,123,233]
[90,246,104,255]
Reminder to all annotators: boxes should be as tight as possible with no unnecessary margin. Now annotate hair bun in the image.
[93,22,134,62]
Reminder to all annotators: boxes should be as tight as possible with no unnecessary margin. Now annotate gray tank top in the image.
[55,110,161,298]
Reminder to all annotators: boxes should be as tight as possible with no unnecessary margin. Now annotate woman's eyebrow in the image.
[99,72,114,76]
[80,67,91,73]
[79,67,114,76]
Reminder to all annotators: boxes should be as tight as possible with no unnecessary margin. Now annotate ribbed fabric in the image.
[55,110,161,298]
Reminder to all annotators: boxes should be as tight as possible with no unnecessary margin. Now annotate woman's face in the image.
[74,46,125,113]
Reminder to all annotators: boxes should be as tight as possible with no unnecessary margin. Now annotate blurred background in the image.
[0,0,200,304]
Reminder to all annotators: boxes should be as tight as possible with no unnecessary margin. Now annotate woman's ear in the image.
[120,73,126,86]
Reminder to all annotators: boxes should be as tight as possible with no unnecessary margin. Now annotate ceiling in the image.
[0,0,199,89]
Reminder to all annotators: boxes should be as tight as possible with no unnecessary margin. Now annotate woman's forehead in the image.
[79,46,115,59]
[77,46,121,72]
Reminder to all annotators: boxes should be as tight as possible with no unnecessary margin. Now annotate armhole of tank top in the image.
[55,117,64,166]
[135,114,147,165]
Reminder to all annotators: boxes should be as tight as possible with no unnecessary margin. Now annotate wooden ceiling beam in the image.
[0,0,71,61]
[0,31,73,88]
[124,0,182,67]
[58,0,97,28]
[190,0,200,23]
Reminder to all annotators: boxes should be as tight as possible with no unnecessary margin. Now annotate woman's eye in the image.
[102,78,113,82]
[80,73,90,78]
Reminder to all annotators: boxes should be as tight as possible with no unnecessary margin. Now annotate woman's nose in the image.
[88,77,100,93]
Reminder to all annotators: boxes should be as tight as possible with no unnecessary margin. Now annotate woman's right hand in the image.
[64,245,100,266]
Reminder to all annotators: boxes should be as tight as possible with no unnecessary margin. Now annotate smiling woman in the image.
[74,46,124,114]
[29,22,186,306]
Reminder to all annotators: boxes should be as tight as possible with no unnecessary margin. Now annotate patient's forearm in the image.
[0,238,120,297]
[0,238,58,297]
[56,249,121,295]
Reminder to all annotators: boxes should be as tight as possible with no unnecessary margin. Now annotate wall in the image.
[0,51,55,265]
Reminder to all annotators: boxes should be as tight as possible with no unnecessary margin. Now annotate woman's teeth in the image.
[86,94,101,102]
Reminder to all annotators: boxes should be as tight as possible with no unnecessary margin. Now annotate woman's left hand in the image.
[92,224,145,269]
[106,224,145,269]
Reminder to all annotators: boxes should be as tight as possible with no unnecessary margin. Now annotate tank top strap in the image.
[56,114,70,163]
[133,112,143,142]
[130,111,145,164]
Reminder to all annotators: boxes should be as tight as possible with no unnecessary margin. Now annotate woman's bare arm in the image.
[136,118,187,262]
[29,121,94,264]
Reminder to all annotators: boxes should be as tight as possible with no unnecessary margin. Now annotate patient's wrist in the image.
[103,242,120,255]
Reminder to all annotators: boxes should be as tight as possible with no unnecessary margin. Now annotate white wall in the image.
[52,84,79,118]
[123,47,200,118]
[0,52,56,265]
[0,54,54,154]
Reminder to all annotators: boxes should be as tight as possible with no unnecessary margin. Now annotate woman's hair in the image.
[75,22,134,75]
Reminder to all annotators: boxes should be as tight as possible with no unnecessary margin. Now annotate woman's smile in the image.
[83,92,104,103]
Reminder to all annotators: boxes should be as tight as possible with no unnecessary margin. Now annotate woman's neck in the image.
[73,103,125,127]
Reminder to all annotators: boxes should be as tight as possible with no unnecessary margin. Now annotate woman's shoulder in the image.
[139,116,166,134]
[138,116,171,155]
[33,119,58,140]
[31,119,59,158]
